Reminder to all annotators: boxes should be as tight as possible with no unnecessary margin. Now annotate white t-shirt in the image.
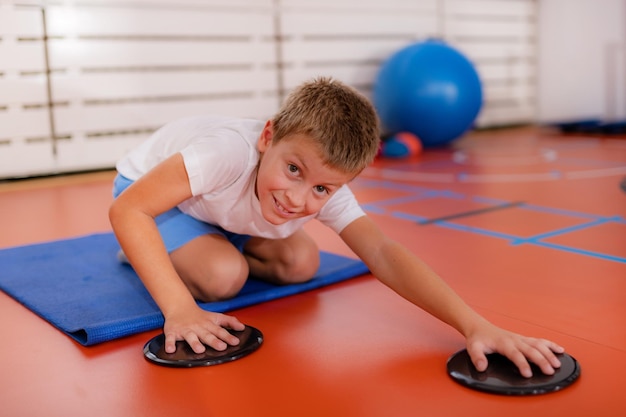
[116,115,365,239]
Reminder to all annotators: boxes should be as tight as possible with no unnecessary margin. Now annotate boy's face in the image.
[256,122,353,225]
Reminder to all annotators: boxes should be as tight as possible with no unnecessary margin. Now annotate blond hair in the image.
[271,77,380,175]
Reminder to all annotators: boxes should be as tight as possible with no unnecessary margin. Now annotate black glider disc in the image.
[143,325,263,368]
[447,349,580,395]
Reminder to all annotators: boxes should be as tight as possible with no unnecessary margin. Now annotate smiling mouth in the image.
[273,197,295,216]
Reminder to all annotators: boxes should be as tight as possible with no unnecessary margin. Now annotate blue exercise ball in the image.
[373,39,483,147]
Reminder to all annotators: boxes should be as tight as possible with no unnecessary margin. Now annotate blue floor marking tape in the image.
[511,218,618,244]
[355,178,626,264]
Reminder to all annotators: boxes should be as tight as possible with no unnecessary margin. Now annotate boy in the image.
[109,77,564,377]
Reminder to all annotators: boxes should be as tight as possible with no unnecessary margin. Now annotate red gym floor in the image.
[1,127,625,417]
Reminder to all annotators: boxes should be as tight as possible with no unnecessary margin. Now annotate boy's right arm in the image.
[339,215,563,378]
[108,153,244,353]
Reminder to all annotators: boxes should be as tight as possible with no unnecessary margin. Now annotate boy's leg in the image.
[113,173,248,303]
[169,234,249,303]
[243,229,320,285]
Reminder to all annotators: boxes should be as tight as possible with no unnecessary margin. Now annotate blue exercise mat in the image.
[0,232,369,346]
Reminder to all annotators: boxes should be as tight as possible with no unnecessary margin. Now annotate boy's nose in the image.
[285,185,307,207]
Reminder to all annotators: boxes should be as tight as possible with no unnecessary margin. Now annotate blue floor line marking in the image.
[472,196,514,205]
[532,241,626,263]
[355,179,432,193]
[521,203,607,220]
[359,190,466,210]
[360,204,387,214]
[391,211,429,223]
[511,218,618,245]
[358,177,625,264]
[368,194,442,208]
[401,159,460,170]
[557,156,626,168]
[433,221,522,241]
[355,178,464,197]
[410,215,626,264]
[417,201,524,225]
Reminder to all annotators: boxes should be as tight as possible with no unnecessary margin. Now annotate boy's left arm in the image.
[339,215,564,378]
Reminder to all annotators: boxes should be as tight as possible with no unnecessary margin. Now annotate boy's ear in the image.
[257,120,273,152]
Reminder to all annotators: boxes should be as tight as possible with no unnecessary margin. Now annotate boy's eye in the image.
[288,164,298,173]
[314,185,328,194]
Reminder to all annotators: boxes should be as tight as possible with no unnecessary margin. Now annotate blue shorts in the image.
[112,174,251,253]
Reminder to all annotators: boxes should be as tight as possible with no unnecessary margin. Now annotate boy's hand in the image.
[465,321,565,378]
[162,304,246,354]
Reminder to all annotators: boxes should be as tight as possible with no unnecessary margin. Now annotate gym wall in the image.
[0,0,537,178]
[537,0,626,124]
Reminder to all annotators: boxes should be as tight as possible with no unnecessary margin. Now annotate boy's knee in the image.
[181,256,249,302]
[275,245,320,284]
[197,277,244,302]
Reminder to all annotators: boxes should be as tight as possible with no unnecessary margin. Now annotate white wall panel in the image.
[52,71,272,101]
[446,0,534,16]
[281,39,408,63]
[279,0,440,102]
[0,3,42,35]
[45,7,274,37]
[44,2,277,173]
[537,0,625,123]
[53,93,277,134]
[48,40,272,68]
[279,0,537,128]
[0,0,538,178]
[0,2,55,178]
[0,41,46,72]
[444,0,537,127]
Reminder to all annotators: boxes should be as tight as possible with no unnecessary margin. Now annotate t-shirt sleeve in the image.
[179,132,252,196]
[316,185,366,234]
